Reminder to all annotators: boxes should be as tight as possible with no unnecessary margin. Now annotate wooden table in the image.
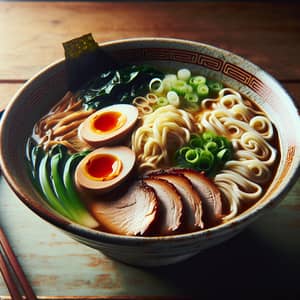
[0,1,299,299]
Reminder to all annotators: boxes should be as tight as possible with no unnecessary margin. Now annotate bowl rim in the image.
[1,36,300,245]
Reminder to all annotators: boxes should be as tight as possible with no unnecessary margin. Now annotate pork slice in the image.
[149,170,204,231]
[172,169,223,226]
[143,177,183,235]
[90,181,158,236]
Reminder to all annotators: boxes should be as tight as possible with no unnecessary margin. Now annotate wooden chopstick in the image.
[0,227,37,299]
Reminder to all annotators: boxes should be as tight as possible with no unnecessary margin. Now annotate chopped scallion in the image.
[174,132,233,176]
[171,80,191,96]
[167,91,180,107]
[196,84,209,100]
[184,92,199,103]
[189,76,206,89]
[177,68,191,81]
[207,80,223,97]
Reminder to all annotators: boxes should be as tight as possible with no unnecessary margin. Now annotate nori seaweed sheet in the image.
[63,33,118,92]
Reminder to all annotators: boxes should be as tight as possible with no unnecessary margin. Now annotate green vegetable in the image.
[26,138,44,190]
[189,135,203,148]
[184,92,199,103]
[63,152,99,228]
[39,152,72,219]
[171,80,192,96]
[197,150,215,172]
[185,149,201,164]
[204,141,218,153]
[174,131,233,176]
[26,141,98,228]
[50,150,78,221]
[207,80,223,97]
[196,84,209,100]
[189,75,206,89]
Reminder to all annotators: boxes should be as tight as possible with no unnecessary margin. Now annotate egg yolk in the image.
[85,154,122,181]
[91,111,126,133]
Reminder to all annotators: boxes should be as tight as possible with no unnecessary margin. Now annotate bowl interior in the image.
[1,38,299,241]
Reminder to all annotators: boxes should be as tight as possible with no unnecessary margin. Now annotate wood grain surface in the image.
[0,2,300,81]
[0,1,299,299]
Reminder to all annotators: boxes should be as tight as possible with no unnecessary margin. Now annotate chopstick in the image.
[0,227,37,299]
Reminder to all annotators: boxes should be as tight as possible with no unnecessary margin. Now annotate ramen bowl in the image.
[0,38,299,267]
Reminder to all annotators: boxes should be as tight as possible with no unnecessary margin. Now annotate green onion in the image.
[189,136,203,148]
[171,80,192,96]
[177,68,191,81]
[166,91,180,107]
[198,150,215,172]
[205,141,218,153]
[207,80,223,97]
[196,84,209,100]
[178,146,191,157]
[202,131,216,141]
[174,132,233,176]
[217,147,233,163]
[185,149,201,165]
[149,77,164,94]
[189,76,206,89]
[184,92,199,103]
[162,74,177,90]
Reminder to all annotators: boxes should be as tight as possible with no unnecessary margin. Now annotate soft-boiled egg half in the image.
[75,146,136,194]
[79,104,138,147]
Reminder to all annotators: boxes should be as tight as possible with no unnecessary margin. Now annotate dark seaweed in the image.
[77,64,164,110]
[63,34,163,109]
[63,33,118,92]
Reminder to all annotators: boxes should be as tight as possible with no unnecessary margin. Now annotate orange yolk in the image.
[91,111,126,133]
[85,154,122,181]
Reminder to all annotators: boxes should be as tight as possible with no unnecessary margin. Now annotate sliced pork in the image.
[172,169,223,226]
[143,177,183,235]
[90,181,158,236]
[149,170,204,231]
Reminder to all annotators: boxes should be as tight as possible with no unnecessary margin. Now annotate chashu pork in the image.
[172,169,223,226]
[149,170,204,231]
[90,181,158,236]
[143,177,183,235]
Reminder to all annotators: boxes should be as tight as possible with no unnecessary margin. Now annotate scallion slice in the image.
[207,80,223,97]
[196,84,209,100]
[189,76,206,89]
[174,132,233,176]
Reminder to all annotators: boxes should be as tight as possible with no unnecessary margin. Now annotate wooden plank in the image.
[0,83,25,111]
[0,2,299,81]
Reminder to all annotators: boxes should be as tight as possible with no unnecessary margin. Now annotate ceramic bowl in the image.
[0,38,299,267]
